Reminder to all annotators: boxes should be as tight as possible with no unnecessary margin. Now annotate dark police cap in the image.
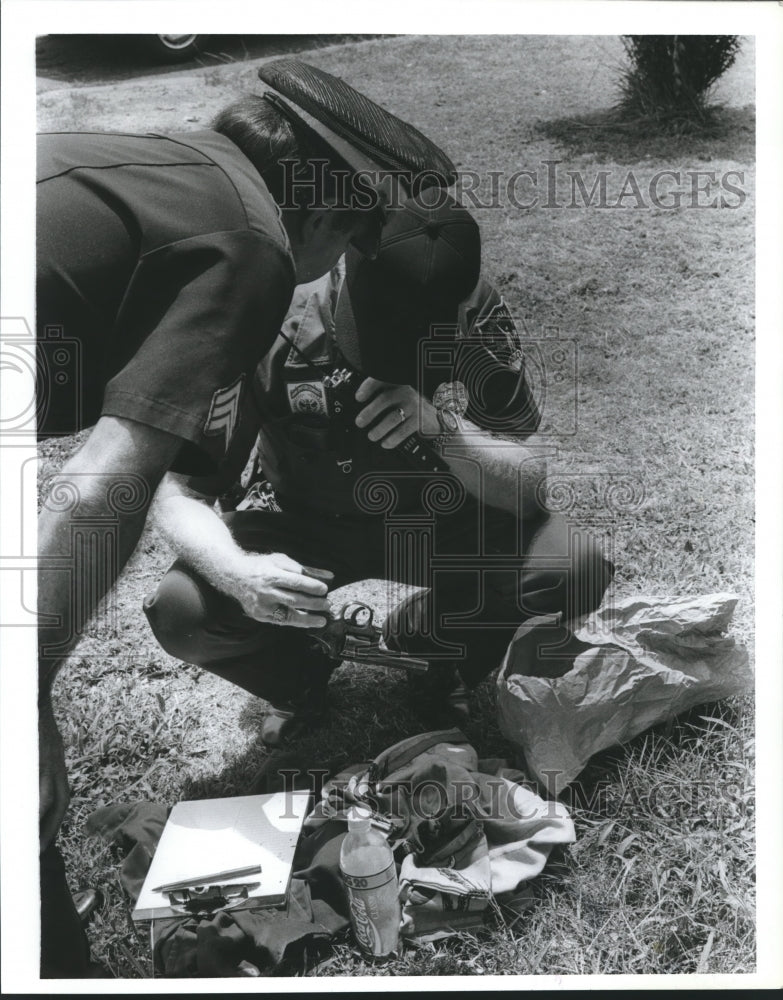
[257,59,456,195]
[334,188,481,386]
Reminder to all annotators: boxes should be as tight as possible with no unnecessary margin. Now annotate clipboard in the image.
[132,791,311,921]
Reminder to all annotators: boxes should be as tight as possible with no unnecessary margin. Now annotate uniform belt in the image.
[273,490,358,520]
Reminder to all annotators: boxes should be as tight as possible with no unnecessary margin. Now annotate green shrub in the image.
[618,36,741,123]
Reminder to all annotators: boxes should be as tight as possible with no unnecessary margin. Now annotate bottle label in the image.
[348,893,383,956]
[341,861,400,958]
[342,862,396,892]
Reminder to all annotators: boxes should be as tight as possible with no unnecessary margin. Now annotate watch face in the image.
[433,380,469,417]
[439,407,459,432]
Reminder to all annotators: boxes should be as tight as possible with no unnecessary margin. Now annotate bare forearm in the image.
[38,474,153,696]
[436,424,548,517]
[353,379,548,518]
[151,478,333,627]
[37,415,181,698]
[152,487,253,599]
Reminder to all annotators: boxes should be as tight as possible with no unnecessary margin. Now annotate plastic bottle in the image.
[339,805,401,960]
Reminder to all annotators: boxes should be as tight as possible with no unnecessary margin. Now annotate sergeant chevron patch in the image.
[204,374,245,451]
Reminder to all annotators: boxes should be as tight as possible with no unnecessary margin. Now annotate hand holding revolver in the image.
[230,552,334,628]
[309,602,428,673]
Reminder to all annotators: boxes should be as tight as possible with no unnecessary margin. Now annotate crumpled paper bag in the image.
[496,593,752,790]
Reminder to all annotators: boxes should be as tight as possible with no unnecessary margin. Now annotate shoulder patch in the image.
[204,374,245,452]
[473,297,524,368]
[286,379,328,416]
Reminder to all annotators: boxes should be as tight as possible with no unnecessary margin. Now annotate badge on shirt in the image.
[286,380,328,416]
[204,374,245,452]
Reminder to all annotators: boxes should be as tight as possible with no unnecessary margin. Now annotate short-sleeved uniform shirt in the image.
[195,263,542,516]
[36,130,296,475]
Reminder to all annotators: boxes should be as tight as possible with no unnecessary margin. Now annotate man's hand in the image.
[39,699,70,853]
[229,552,334,628]
[354,377,440,449]
[153,479,334,627]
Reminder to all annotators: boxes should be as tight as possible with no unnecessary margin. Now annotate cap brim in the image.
[261,88,408,205]
[333,249,431,385]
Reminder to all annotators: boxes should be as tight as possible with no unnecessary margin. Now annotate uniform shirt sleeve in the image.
[181,378,266,498]
[100,229,295,475]
[451,279,541,439]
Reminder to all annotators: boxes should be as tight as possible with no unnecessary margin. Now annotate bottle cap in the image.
[347,805,373,832]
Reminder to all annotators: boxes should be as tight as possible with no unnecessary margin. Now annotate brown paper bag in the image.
[496,593,752,791]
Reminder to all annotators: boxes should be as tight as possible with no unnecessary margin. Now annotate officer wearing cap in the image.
[143,189,614,745]
[37,59,455,977]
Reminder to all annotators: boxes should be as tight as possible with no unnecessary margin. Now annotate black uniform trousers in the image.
[143,495,614,707]
[40,843,93,978]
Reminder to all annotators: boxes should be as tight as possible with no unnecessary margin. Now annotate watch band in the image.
[432,381,468,454]
[431,405,457,453]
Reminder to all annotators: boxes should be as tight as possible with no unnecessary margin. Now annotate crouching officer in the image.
[143,187,615,745]
[36,58,459,978]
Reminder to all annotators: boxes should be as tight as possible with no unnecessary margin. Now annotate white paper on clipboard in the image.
[132,790,311,921]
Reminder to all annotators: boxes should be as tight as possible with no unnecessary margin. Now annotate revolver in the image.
[310,602,428,674]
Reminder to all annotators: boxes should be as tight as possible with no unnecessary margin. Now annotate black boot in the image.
[408,664,470,729]
[74,889,104,925]
[443,677,471,728]
[260,702,305,747]
[260,672,331,747]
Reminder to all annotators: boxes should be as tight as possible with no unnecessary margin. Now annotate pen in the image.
[152,864,263,893]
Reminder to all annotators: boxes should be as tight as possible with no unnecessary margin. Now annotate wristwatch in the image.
[432,381,469,451]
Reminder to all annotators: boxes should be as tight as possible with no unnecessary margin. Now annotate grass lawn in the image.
[37,34,755,978]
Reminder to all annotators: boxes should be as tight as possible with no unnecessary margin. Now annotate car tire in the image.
[145,35,204,63]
